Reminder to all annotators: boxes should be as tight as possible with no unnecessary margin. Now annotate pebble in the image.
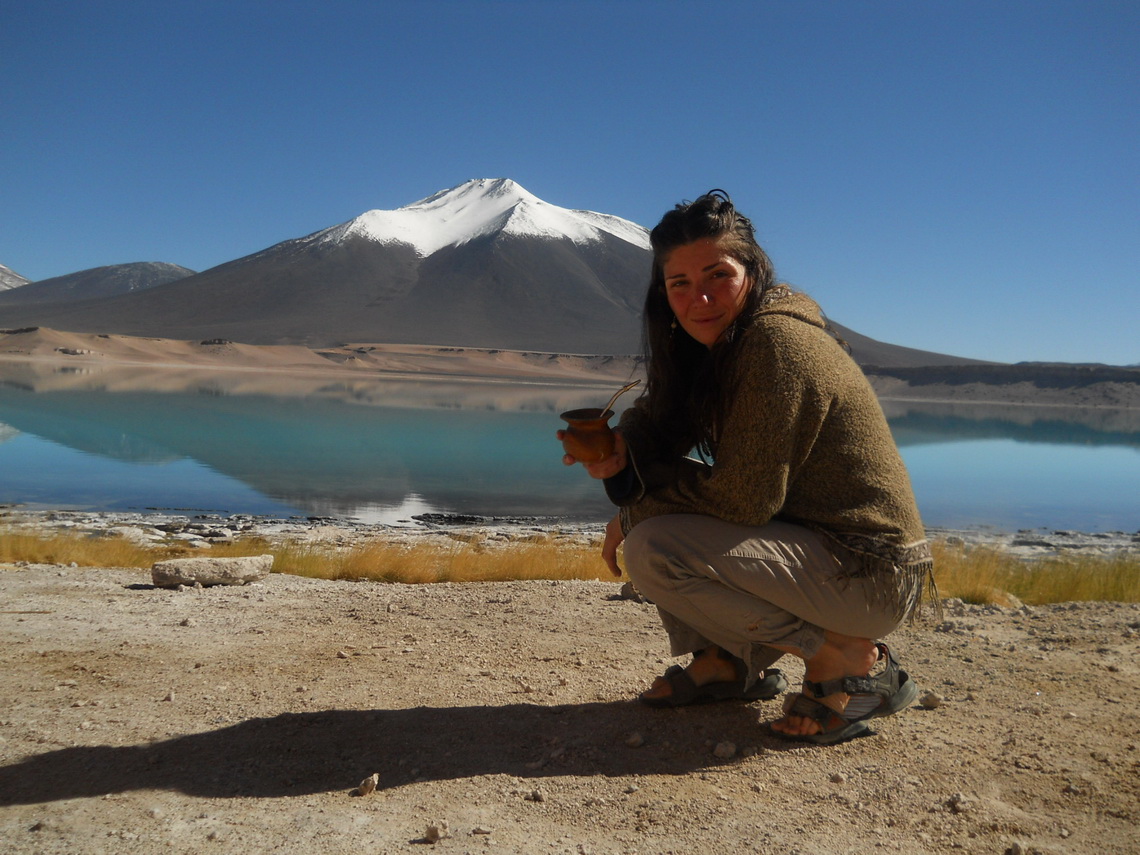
[424,821,450,843]
[919,691,944,709]
[713,741,736,759]
[625,731,644,748]
[354,773,379,796]
[829,772,847,784]
[947,792,973,814]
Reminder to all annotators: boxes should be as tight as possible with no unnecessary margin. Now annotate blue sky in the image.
[2,0,1136,365]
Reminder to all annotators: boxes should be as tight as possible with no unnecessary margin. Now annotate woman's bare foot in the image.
[768,634,879,737]
[638,645,738,702]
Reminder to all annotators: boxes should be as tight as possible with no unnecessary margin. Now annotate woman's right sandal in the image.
[769,642,918,745]
[639,647,787,708]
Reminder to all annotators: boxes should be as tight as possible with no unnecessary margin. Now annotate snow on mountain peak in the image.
[0,263,31,291]
[318,179,649,256]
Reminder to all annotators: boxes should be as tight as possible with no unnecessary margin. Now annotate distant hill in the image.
[827,322,993,369]
[0,180,989,366]
[0,262,195,306]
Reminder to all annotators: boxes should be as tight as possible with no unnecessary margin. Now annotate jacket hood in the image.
[753,288,828,331]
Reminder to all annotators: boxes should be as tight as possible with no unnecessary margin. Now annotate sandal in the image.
[639,647,787,708]
[769,642,918,745]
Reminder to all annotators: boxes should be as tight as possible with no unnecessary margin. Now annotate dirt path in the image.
[1,562,1137,854]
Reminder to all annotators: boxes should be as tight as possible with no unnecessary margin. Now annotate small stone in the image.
[948,792,973,814]
[625,732,644,748]
[829,772,847,784]
[919,691,944,710]
[179,617,197,627]
[471,826,492,835]
[619,582,647,602]
[424,821,450,843]
[336,650,350,659]
[354,773,379,796]
[526,788,545,802]
[713,741,736,759]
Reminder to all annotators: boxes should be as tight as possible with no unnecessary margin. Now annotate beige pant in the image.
[623,515,905,685]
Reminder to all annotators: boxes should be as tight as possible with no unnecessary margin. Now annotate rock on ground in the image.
[150,554,274,588]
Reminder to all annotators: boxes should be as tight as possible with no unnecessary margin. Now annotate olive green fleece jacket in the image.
[608,291,932,613]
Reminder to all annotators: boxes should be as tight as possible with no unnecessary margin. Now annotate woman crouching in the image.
[560,190,932,744]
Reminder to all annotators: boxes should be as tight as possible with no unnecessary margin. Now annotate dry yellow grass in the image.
[268,538,612,583]
[3,527,1137,604]
[0,528,173,568]
[931,540,1140,605]
[0,527,613,584]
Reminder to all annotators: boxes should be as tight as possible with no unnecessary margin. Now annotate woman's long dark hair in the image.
[642,190,779,458]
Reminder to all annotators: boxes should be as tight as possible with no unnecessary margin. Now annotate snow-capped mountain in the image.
[0,264,30,292]
[0,180,653,353]
[317,178,649,257]
[0,262,196,306]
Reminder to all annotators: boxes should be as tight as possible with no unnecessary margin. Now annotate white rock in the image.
[151,554,274,588]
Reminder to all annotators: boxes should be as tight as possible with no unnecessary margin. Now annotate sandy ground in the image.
[4,326,1139,415]
[1,529,1138,855]
[0,328,639,388]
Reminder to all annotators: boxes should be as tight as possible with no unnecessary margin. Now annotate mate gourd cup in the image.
[559,408,615,463]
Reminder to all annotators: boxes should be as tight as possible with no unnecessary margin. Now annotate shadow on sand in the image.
[0,699,790,805]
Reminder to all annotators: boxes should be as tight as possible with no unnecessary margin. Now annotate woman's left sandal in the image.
[768,642,919,745]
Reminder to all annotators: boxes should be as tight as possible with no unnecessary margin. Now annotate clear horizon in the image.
[2,1,1136,365]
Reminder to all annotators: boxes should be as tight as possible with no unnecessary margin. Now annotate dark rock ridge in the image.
[866,362,1140,387]
[0,262,196,306]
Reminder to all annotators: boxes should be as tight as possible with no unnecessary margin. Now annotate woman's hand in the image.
[557,430,628,480]
[601,512,625,577]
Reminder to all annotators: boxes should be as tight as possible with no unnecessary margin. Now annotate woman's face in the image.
[662,237,753,348]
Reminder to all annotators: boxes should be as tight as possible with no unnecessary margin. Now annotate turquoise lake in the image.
[1,371,1137,533]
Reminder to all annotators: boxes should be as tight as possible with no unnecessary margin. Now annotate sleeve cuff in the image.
[603,464,637,504]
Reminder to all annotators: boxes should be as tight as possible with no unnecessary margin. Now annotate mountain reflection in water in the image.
[1,364,1137,529]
